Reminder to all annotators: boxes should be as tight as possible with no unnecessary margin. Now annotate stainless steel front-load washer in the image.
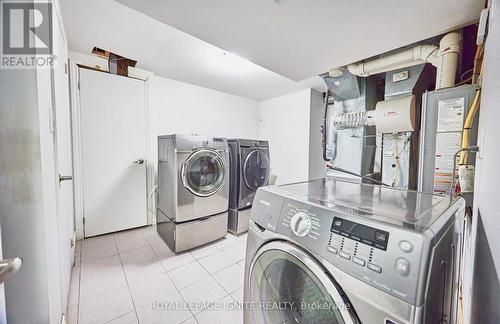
[157,134,229,252]
[244,177,464,324]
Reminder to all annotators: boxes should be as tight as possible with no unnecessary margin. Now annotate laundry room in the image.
[1,1,499,324]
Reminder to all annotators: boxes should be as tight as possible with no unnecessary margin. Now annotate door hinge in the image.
[77,81,80,90]
[64,63,68,75]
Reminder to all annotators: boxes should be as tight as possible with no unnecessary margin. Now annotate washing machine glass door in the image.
[181,149,226,197]
[250,242,358,324]
[243,149,270,191]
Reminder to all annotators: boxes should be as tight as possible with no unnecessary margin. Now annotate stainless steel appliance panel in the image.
[157,211,228,252]
[244,177,464,324]
[244,221,420,324]
[418,85,479,195]
[157,137,177,220]
[175,150,229,222]
[228,208,251,235]
[157,134,230,252]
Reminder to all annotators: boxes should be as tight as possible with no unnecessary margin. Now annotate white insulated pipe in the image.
[339,32,461,89]
[345,45,439,77]
[435,32,461,89]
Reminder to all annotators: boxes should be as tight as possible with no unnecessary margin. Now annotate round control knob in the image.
[290,212,312,237]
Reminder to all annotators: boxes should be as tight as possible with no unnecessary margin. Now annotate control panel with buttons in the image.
[274,196,425,306]
[323,215,422,303]
[331,217,389,251]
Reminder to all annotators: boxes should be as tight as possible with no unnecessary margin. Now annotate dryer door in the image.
[249,241,359,324]
[243,149,270,191]
[181,149,227,197]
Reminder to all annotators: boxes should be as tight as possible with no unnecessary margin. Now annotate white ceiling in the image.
[60,0,325,100]
[116,0,483,81]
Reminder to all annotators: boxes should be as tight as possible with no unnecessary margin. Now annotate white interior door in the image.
[52,10,74,313]
[78,69,147,237]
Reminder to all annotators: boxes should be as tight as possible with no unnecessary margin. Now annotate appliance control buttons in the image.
[327,246,338,254]
[290,212,312,237]
[399,241,413,253]
[352,257,365,266]
[375,231,388,242]
[339,251,351,260]
[367,263,382,273]
[395,258,410,276]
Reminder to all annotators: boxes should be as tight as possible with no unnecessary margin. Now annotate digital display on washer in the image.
[331,217,389,251]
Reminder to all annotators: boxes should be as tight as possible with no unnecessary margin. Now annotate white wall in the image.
[149,75,259,161]
[309,89,326,180]
[466,1,500,322]
[259,89,313,185]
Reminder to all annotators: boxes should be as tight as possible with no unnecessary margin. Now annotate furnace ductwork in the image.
[345,45,439,77]
[338,32,461,90]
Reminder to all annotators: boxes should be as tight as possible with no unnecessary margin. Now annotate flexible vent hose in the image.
[332,111,368,129]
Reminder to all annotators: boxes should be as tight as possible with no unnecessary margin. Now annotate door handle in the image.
[132,159,144,165]
[0,258,22,284]
[59,175,73,183]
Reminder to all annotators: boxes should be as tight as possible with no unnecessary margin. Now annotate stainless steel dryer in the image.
[228,139,270,235]
[244,177,464,324]
[157,134,229,252]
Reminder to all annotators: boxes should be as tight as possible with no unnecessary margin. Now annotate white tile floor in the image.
[68,226,248,324]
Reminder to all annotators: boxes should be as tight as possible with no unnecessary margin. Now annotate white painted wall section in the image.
[309,89,326,180]
[259,89,312,185]
[148,75,260,191]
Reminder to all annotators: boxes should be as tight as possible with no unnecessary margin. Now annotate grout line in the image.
[211,264,244,297]
[111,237,134,321]
[95,235,139,324]
[196,260,234,277]
[165,268,194,317]
[101,311,138,324]
[128,227,168,322]
[182,317,200,324]
[78,227,161,324]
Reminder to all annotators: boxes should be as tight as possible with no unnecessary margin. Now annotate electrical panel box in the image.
[418,85,479,195]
